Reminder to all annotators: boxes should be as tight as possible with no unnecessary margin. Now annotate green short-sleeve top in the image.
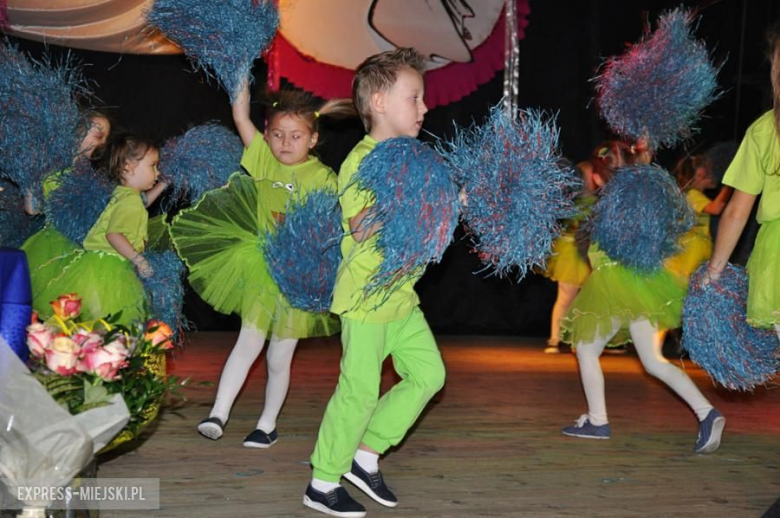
[723,110,780,224]
[330,135,421,323]
[83,186,148,254]
[240,132,337,214]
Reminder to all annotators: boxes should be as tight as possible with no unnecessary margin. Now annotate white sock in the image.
[354,449,379,473]
[256,335,298,432]
[311,478,340,493]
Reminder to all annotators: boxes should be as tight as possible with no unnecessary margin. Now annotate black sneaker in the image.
[343,460,398,508]
[302,484,366,517]
[243,429,278,448]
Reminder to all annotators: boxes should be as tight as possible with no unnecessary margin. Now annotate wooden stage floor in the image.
[98,332,780,517]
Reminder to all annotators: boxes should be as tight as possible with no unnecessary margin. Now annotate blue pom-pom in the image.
[349,137,460,298]
[264,190,342,313]
[595,8,721,150]
[141,250,187,337]
[159,123,242,208]
[0,41,90,192]
[0,181,44,248]
[146,0,278,102]
[438,106,581,279]
[590,164,693,272]
[682,264,779,391]
[45,161,114,245]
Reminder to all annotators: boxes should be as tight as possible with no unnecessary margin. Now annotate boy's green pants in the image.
[311,307,446,482]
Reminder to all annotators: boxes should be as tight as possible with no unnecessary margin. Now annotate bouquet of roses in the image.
[26,293,178,448]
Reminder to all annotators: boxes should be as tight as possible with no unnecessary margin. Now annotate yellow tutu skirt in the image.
[665,231,712,280]
[543,233,590,286]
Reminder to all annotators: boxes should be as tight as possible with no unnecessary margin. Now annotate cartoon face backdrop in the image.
[2,0,529,108]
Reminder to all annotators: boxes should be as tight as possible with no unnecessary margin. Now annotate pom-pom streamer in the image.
[146,0,278,102]
[0,181,43,248]
[45,161,114,245]
[159,123,242,208]
[264,190,342,313]
[438,106,581,279]
[141,250,187,339]
[682,264,779,391]
[590,164,693,272]
[348,137,460,299]
[594,8,721,150]
[0,41,90,192]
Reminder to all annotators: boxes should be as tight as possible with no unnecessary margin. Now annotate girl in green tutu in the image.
[178,78,353,448]
[561,141,725,454]
[22,110,112,298]
[705,20,780,340]
[35,134,165,324]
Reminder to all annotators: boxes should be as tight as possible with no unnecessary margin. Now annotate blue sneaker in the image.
[343,460,398,508]
[303,484,366,517]
[243,428,278,449]
[694,408,725,453]
[562,414,611,439]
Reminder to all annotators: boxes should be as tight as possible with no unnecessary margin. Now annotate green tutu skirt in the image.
[171,173,339,339]
[21,225,79,302]
[562,249,687,346]
[746,219,780,327]
[665,231,712,280]
[542,233,590,286]
[35,250,148,324]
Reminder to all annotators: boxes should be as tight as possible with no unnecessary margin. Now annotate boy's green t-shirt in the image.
[240,132,337,214]
[83,186,148,254]
[723,110,780,224]
[330,135,421,323]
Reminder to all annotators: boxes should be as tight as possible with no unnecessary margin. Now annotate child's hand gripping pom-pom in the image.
[45,160,114,245]
[146,0,278,103]
[438,106,581,279]
[0,181,44,248]
[594,8,721,150]
[264,190,342,313]
[682,264,779,391]
[589,164,694,272]
[0,41,91,193]
[350,137,460,299]
[140,250,187,341]
[158,123,242,209]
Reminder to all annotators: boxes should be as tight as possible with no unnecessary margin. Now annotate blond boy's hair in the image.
[352,47,427,132]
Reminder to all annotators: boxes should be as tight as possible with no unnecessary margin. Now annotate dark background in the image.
[9,0,780,335]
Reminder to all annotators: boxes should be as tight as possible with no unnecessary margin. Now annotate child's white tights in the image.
[575,318,713,426]
[210,324,298,432]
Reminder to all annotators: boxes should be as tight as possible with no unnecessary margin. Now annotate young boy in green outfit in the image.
[303,48,446,518]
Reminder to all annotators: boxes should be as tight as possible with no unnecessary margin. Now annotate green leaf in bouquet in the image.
[83,378,112,406]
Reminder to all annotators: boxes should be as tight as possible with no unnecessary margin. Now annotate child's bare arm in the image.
[702,186,733,216]
[106,232,153,277]
[706,189,756,281]
[232,79,259,148]
[348,207,382,243]
[143,180,169,208]
[24,190,41,216]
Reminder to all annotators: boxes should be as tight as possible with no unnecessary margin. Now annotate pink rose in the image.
[144,320,174,350]
[45,336,81,376]
[50,293,82,320]
[27,323,54,358]
[73,331,104,373]
[82,339,129,381]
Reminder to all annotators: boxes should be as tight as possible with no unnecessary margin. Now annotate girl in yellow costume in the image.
[542,159,596,353]
[665,153,732,279]
[175,80,353,448]
[35,134,165,324]
[706,20,780,340]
